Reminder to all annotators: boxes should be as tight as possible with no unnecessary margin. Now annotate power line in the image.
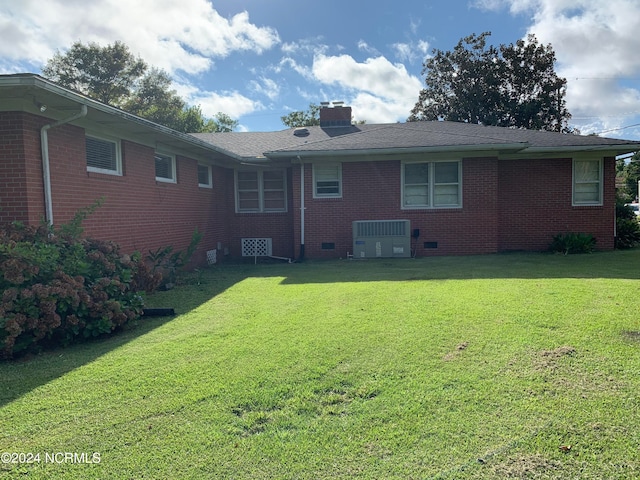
[593,123,640,135]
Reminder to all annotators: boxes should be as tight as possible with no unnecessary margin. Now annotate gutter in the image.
[41,105,88,226]
[521,145,640,156]
[3,74,239,161]
[264,142,530,159]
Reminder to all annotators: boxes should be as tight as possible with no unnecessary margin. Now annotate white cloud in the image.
[392,40,430,64]
[278,57,314,80]
[357,40,380,56]
[249,77,280,100]
[0,0,280,74]
[524,0,640,133]
[473,0,640,136]
[311,54,423,123]
[174,82,261,120]
[281,37,327,56]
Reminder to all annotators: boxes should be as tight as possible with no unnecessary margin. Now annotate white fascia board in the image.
[264,142,529,159]
[1,74,241,161]
[501,144,640,160]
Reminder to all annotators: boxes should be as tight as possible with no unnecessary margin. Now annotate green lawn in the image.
[1,250,640,479]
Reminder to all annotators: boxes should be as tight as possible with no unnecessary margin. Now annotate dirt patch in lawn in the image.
[487,453,560,478]
[443,341,469,361]
[534,345,576,370]
[622,330,640,342]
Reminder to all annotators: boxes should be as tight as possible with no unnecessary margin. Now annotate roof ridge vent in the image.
[293,127,310,137]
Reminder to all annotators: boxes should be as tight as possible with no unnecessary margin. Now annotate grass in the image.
[1,250,640,478]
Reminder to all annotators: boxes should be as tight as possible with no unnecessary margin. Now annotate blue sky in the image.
[2,0,640,140]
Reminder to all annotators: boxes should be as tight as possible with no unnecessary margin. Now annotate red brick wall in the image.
[2,110,616,263]
[292,158,501,259]
[0,112,47,224]
[498,157,615,251]
[1,111,230,267]
[222,168,295,259]
[292,155,614,259]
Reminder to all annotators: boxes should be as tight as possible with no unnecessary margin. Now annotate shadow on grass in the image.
[277,249,640,284]
[0,267,247,408]
[2,249,639,407]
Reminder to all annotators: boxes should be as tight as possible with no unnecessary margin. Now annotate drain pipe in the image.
[40,105,88,225]
[298,156,306,260]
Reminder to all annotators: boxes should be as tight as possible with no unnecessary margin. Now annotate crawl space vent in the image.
[241,238,273,257]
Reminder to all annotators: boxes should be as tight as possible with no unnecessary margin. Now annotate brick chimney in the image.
[319,101,352,127]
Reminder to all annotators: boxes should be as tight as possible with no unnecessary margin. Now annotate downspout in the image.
[40,105,88,226]
[297,156,305,260]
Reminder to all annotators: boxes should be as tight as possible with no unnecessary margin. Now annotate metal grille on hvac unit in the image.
[241,238,273,257]
[354,220,408,237]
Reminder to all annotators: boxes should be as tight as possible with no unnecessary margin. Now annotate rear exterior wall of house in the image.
[291,156,615,259]
[0,111,230,267]
[497,156,615,251]
[1,111,617,264]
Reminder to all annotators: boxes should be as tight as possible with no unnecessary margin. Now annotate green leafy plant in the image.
[549,232,596,255]
[0,205,159,359]
[615,203,640,249]
[146,228,202,287]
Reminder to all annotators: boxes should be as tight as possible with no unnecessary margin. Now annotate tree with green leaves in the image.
[617,151,640,202]
[281,103,321,128]
[409,32,572,133]
[42,41,237,133]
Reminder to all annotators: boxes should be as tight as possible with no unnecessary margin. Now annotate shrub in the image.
[615,203,640,249]
[549,233,596,255]
[0,214,160,359]
[147,228,202,287]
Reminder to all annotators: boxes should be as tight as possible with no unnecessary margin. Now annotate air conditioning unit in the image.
[352,220,411,258]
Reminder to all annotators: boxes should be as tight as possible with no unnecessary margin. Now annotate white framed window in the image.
[235,169,286,213]
[198,164,212,188]
[155,152,176,183]
[402,160,461,208]
[313,163,342,198]
[573,157,603,206]
[86,134,122,175]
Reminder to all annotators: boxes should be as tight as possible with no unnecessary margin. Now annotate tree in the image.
[281,104,320,127]
[122,68,186,127]
[409,32,572,133]
[42,41,146,106]
[617,151,640,202]
[210,112,239,133]
[42,41,237,133]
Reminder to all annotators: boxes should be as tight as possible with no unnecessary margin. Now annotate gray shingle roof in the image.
[195,121,640,160]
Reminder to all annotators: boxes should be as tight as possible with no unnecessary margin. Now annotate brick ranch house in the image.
[2,73,639,265]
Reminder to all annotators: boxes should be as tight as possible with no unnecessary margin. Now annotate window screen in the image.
[155,153,175,181]
[86,136,118,172]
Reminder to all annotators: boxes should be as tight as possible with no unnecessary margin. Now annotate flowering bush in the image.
[0,219,161,359]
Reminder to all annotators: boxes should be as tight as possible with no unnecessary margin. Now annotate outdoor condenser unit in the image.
[352,220,411,258]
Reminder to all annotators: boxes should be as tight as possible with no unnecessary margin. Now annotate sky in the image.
[1,0,640,140]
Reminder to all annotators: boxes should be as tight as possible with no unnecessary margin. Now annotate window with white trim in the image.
[86,135,121,175]
[236,169,286,212]
[313,163,342,197]
[402,160,461,208]
[155,152,176,183]
[573,158,602,205]
[198,164,212,188]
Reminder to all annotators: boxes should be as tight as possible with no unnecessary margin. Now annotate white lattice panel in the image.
[206,249,217,265]
[241,238,272,257]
